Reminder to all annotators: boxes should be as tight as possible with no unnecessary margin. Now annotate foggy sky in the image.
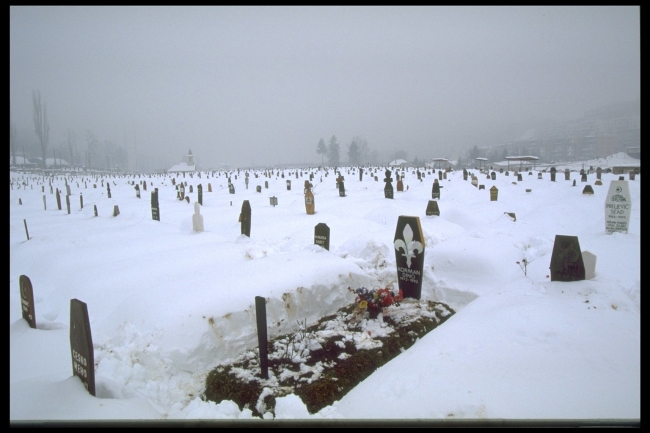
[10,6,640,169]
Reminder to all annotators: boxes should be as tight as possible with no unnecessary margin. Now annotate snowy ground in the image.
[10,152,640,425]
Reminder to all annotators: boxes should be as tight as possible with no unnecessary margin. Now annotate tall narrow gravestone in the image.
[20,275,36,329]
[151,189,160,221]
[56,189,62,210]
[393,216,425,299]
[255,296,269,379]
[314,223,330,251]
[605,180,631,234]
[384,169,394,199]
[425,200,440,216]
[431,180,440,200]
[197,184,203,206]
[304,181,315,214]
[240,200,251,237]
[549,235,585,282]
[66,195,71,214]
[192,202,204,232]
[70,299,95,396]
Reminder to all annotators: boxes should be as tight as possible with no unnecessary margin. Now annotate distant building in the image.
[168,149,196,173]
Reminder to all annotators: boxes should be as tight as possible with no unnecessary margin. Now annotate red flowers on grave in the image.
[350,286,403,319]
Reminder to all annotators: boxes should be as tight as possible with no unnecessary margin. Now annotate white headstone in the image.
[192,202,204,232]
[605,180,631,234]
[582,251,597,280]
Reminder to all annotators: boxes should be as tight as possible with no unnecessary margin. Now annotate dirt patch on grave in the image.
[202,298,455,417]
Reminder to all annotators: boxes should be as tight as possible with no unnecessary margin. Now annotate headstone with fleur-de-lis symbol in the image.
[393,216,426,300]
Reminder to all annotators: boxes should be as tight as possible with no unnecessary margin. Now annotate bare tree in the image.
[85,130,97,169]
[10,120,17,166]
[66,128,77,167]
[32,90,50,169]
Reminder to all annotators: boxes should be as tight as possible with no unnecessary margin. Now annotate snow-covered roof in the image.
[388,159,408,166]
[168,162,195,172]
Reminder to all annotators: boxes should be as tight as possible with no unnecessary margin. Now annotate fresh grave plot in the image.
[203,286,455,418]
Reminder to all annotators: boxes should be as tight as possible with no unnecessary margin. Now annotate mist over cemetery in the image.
[10,152,640,422]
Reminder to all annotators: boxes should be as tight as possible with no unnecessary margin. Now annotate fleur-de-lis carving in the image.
[394,223,423,268]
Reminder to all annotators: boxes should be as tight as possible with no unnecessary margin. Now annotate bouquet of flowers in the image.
[349,286,403,319]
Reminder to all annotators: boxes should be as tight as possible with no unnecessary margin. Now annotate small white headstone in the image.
[582,251,597,280]
[192,202,204,232]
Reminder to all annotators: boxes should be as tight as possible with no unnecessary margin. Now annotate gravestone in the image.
[491,172,496,181]
[618,176,625,181]
[572,180,576,187]
[505,171,509,176]
[270,196,278,207]
[113,205,120,217]
[179,184,185,200]
[240,200,251,237]
[135,184,141,199]
[594,180,602,186]
[197,184,203,205]
[582,185,594,195]
[359,168,363,181]
[151,189,160,221]
[66,195,71,214]
[500,168,503,174]
[229,184,235,194]
[94,205,98,217]
[189,185,193,193]
[471,176,478,188]
[314,222,330,251]
[19,275,36,329]
[605,180,631,234]
[338,178,345,197]
[245,178,249,189]
[56,189,62,210]
[66,184,71,196]
[396,179,404,192]
[80,193,83,209]
[580,168,585,176]
[565,169,570,181]
[142,182,147,191]
[549,235,585,282]
[70,299,95,396]
[550,167,556,182]
[107,185,111,199]
[582,251,597,280]
[192,202,204,232]
[286,180,291,191]
[255,296,269,379]
[265,181,268,189]
[596,167,602,180]
[431,180,440,200]
[384,169,394,199]
[629,171,635,181]
[417,171,421,180]
[394,216,425,300]
[538,173,543,179]
[185,196,190,203]
[256,185,262,193]
[208,183,212,192]
[304,181,315,214]
[478,185,485,190]
[425,200,440,216]
[490,186,498,201]
[438,170,443,181]
[581,173,587,182]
